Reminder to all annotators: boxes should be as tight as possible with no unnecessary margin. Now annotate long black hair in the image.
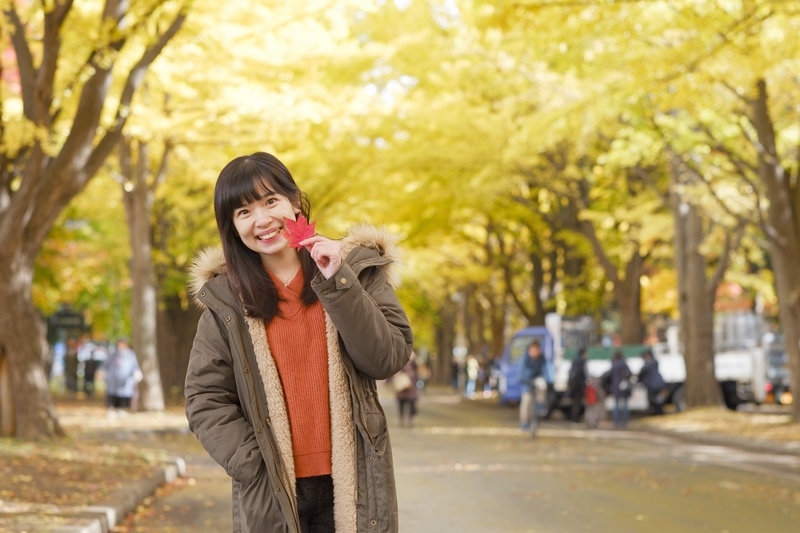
[214,152,318,321]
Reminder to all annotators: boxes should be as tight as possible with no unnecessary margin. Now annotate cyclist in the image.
[519,340,547,431]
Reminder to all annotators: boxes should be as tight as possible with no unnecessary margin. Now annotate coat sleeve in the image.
[313,261,413,380]
[185,308,264,485]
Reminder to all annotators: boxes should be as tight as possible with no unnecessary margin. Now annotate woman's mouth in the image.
[257,229,282,241]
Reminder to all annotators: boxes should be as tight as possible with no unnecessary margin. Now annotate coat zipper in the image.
[203,284,302,532]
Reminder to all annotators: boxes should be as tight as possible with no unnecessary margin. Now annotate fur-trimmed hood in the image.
[188,223,403,306]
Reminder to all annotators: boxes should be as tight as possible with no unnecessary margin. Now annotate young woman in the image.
[185,152,413,533]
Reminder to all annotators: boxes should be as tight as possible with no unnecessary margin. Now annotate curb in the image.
[0,456,186,533]
[630,424,800,457]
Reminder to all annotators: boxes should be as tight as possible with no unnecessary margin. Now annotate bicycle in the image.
[527,377,549,438]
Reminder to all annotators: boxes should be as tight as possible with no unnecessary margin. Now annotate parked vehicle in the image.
[497,314,596,417]
[765,335,791,404]
[496,325,555,407]
[597,318,768,411]
[498,312,771,418]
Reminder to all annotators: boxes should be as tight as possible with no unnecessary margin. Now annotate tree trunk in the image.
[434,299,457,386]
[672,184,722,407]
[489,290,507,359]
[157,296,200,403]
[0,256,63,438]
[120,140,165,411]
[617,255,645,345]
[751,79,800,421]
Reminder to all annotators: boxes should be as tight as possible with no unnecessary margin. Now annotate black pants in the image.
[296,475,335,533]
[398,398,417,419]
[569,387,585,423]
[648,389,665,415]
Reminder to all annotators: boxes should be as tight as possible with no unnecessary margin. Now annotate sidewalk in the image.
[631,404,800,456]
[0,399,190,533]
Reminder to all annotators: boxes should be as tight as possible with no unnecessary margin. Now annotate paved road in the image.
[115,387,800,532]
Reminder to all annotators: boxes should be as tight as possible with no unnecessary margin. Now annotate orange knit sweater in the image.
[265,271,332,478]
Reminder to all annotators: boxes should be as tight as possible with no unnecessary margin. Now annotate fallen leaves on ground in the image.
[636,405,800,442]
[0,398,189,509]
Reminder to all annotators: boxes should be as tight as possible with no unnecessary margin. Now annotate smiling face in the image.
[232,186,300,258]
[214,152,311,272]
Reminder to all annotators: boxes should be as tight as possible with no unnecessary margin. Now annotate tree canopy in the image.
[7,0,800,437]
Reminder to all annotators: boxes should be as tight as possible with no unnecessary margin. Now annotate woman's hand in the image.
[300,235,342,279]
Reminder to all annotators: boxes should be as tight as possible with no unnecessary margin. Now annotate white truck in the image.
[548,312,768,415]
[653,320,767,410]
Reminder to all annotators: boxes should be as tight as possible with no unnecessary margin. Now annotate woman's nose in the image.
[253,206,271,226]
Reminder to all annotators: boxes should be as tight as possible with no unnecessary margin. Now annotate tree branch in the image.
[152,141,173,191]
[34,0,74,125]
[4,8,36,119]
[579,218,621,287]
[84,8,188,179]
[708,222,745,293]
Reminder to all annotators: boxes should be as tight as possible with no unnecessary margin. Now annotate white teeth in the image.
[258,230,280,241]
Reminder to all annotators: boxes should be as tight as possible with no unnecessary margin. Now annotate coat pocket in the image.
[232,469,289,533]
[364,408,388,451]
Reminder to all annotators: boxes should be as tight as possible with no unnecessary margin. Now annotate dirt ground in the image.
[635,403,800,442]
[0,398,190,510]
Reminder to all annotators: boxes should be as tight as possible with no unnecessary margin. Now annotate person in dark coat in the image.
[567,348,588,424]
[639,349,667,415]
[603,351,632,429]
[519,340,546,430]
[63,338,80,394]
[394,352,419,427]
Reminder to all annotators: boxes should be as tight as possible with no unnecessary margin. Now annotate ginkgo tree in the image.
[0,0,187,439]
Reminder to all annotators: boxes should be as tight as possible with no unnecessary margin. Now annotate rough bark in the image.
[751,79,800,421]
[0,254,64,438]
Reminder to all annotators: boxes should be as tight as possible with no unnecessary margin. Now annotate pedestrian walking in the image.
[602,350,632,429]
[519,340,547,431]
[567,348,588,424]
[63,338,80,395]
[465,355,480,398]
[104,338,142,416]
[185,151,414,533]
[639,349,667,415]
[77,335,101,399]
[393,352,419,428]
[584,376,604,429]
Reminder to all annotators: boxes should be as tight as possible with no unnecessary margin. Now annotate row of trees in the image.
[2,0,799,439]
[366,0,800,414]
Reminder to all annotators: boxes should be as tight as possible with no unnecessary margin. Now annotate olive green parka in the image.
[185,225,413,532]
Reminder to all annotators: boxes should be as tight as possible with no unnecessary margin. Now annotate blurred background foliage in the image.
[28,0,796,356]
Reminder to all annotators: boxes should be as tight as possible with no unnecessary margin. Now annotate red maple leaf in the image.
[283,215,316,250]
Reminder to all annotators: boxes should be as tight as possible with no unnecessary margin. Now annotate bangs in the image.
[236,174,278,207]
[217,169,279,220]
